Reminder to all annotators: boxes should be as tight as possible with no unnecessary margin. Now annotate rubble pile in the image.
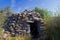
[5,10,44,37]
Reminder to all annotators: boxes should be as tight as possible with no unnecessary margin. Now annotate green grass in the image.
[0,27,4,40]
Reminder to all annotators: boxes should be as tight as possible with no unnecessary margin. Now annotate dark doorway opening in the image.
[29,21,39,38]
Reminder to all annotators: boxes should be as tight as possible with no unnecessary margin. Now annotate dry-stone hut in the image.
[5,10,44,39]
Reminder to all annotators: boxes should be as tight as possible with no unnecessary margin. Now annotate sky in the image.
[0,0,60,12]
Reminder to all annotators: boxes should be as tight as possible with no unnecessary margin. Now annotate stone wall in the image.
[5,10,44,38]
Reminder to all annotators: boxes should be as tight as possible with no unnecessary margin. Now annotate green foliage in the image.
[45,11,60,40]
[0,6,11,40]
[0,6,11,16]
[35,7,52,19]
[6,6,11,15]
[35,7,60,40]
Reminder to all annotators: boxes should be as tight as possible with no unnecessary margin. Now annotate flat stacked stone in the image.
[5,10,44,39]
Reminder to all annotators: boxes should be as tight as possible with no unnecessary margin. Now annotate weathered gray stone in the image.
[5,10,44,40]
